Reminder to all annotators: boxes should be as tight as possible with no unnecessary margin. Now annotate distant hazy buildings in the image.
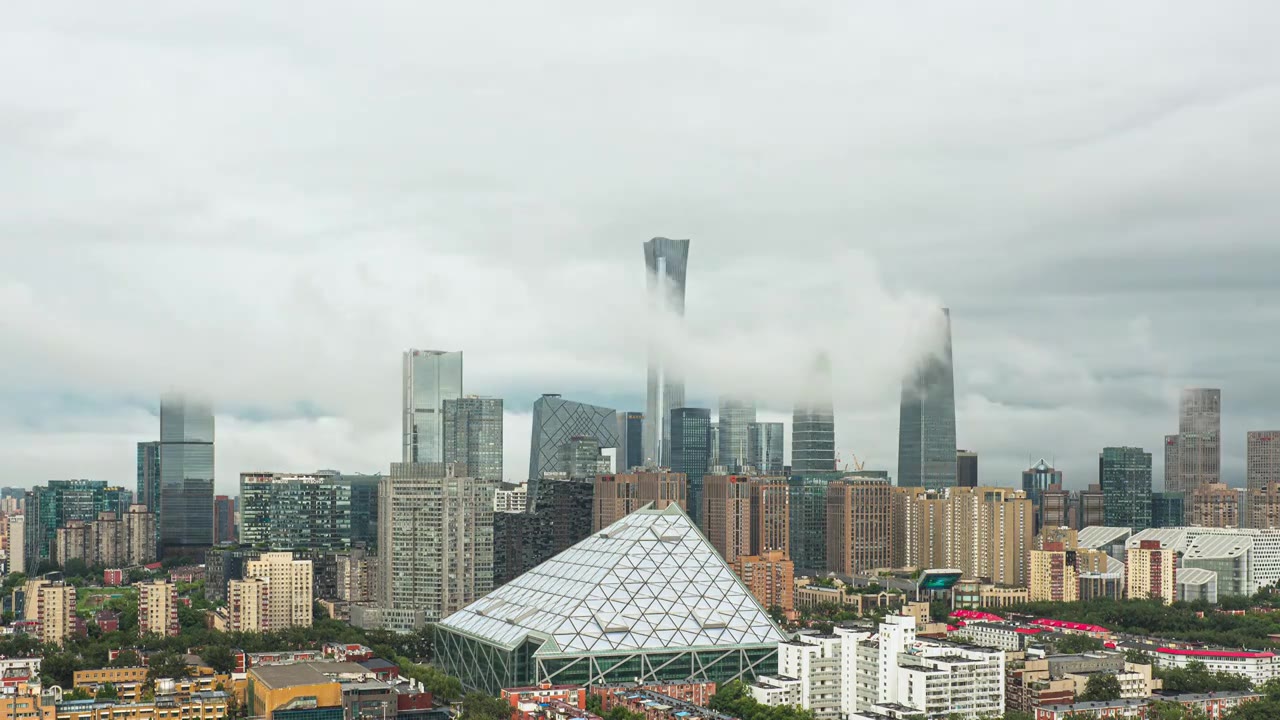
[1100,447,1153,531]
[1248,431,1280,492]
[1189,481,1240,529]
[443,395,504,481]
[136,441,160,513]
[956,450,978,488]
[618,411,644,472]
[669,407,711,526]
[1023,459,1063,532]
[898,309,958,489]
[748,422,785,476]
[717,398,756,472]
[643,237,690,467]
[213,495,235,545]
[792,353,836,474]
[1167,388,1221,494]
[402,349,463,464]
[158,393,215,555]
[528,394,618,493]
[24,479,132,568]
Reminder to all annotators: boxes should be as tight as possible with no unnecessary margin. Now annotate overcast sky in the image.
[3,3,1278,495]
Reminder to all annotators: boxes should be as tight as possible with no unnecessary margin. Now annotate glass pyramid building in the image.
[436,503,785,693]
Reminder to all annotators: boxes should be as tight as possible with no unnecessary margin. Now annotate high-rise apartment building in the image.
[826,477,893,574]
[703,475,752,564]
[1022,460,1063,532]
[245,552,314,629]
[898,309,958,489]
[402,349,463,464]
[52,506,156,568]
[1029,542,1080,603]
[669,408,711,526]
[1189,481,1240,528]
[138,580,180,637]
[158,394,215,555]
[592,471,687,531]
[213,495,235,545]
[33,580,77,646]
[23,479,125,567]
[528,395,618,496]
[732,551,794,615]
[891,486,1033,586]
[136,441,161,513]
[1248,431,1280,492]
[6,514,23,575]
[618,411,644,472]
[1100,447,1153,531]
[643,237,690,468]
[792,354,836,474]
[227,577,271,632]
[239,473,352,551]
[747,422,785,476]
[717,398,756,472]
[957,450,978,488]
[1249,483,1280,530]
[1127,539,1177,604]
[750,479,789,556]
[1040,484,1071,530]
[1172,388,1221,495]
[442,395,503,481]
[378,463,494,623]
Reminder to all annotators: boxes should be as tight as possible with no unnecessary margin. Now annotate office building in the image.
[557,437,611,479]
[1022,459,1063,532]
[239,473,352,551]
[897,308,958,489]
[436,504,785,693]
[1152,492,1186,528]
[1076,484,1106,529]
[643,237,690,468]
[1171,388,1222,494]
[707,423,721,470]
[529,395,618,493]
[592,470,686,531]
[1248,431,1280,492]
[158,393,215,555]
[1127,539,1178,604]
[957,450,978,488]
[792,353,836,474]
[1164,433,1180,492]
[703,475,752,564]
[750,479,789,556]
[617,411,644,472]
[1181,535,1252,598]
[378,463,494,624]
[136,441,161,513]
[138,580,179,637]
[669,408,711,526]
[494,483,529,513]
[1100,447,1152,530]
[1040,484,1071,530]
[402,349,463,464]
[732,551,794,615]
[1190,481,1241,528]
[826,477,893,574]
[443,395,504,482]
[1250,483,1280,529]
[787,472,844,574]
[717,398,756,472]
[245,552,314,629]
[747,422,785,476]
[213,495,235,545]
[23,480,129,566]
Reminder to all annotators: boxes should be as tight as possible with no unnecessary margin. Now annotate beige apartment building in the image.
[245,552,313,630]
[1189,481,1241,528]
[1128,539,1178,604]
[138,580,180,636]
[592,470,687,531]
[703,474,752,564]
[826,477,894,574]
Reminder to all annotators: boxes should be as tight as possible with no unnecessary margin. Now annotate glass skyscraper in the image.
[528,394,618,499]
[717,397,756,472]
[747,422,785,476]
[668,407,711,527]
[158,393,215,555]
[402,349,463,464]
[443,396,504,481]
[792,353,836,474]
[897,308,958,489]
[1171,388,1221,495]
[643,237,689,467]
[1101,446,1153,530]
[617,411,644,472]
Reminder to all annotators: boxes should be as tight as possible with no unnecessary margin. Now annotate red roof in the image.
[946,625,959,632]
[1031,618,1110,633]
[951,609,1004,622]
[1015,627,1043,635]
[1156,647,1275,660]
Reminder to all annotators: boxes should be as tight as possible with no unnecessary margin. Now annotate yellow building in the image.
[246,665,343,720]
[891,486,1034,587]
[244,553,313,630]
[227,577,271,633]
[1029,543,1080,602]
[138,581,180,637]
[1127,539,1178,604]
[1190,481,1241,528]
[74,667,149,687]
[34,581,77,646]
[52,692,228,720]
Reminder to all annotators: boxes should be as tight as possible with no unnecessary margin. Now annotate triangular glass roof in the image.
[439,504,786,655]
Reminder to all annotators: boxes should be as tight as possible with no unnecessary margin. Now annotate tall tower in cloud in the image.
[791,353,836,474]
[402,349,463,464]
[898,308,957,489]
[643,237,689,467]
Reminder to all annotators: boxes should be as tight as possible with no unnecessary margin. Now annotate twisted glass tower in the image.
[643,238,689,467]
[898,308,957,489]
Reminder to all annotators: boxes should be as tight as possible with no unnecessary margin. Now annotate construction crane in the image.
[835,452,866,472]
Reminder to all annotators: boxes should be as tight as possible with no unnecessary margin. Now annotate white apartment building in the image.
[1147,647,1280,686]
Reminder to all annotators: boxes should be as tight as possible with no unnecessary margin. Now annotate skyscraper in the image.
[643,237,690,467]
[717,397,756,472]
[747,422,785,476]
[1022,459,1063,533]
[826,477,894,575]
[402,349,463,464]
[898,309,957,489]
[1174,388,1221,495]
[749,478,789,556]
[787,472,844,574]
[702,474,751,565]
[528,394,618,497]
[1100,447,1153,531]
[669,407,711,526]
[617,411,644,472]
[792,353,836,474]
[1164,434,1180,491]
[158,394,215,556]
[1247,431,1280,492]
[213,495,236,544]
[956,450,978,488]
[443,396,504,481]
[136,441,160,512]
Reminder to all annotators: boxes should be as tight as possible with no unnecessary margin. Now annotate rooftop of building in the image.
[1183,534,1252,560]
[250,661,374,690]
[1076,526,1133,549]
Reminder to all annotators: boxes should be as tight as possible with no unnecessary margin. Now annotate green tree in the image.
[1002,712,1034,720]
[201,645,236,675]
[603,708,645,720]
[111,649,142,667]
[95,684,119,701]
[1226,699,1280,719]
[1,572,26,593]
[145,651,193,688]
[64,688,94,701]
[458,693,513,720]
[1078,673,1123,702]
[585,693,603,716]
[1125,648,1151,665]
[1054,634,1105,654]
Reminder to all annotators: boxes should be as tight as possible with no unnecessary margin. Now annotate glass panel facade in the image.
[402,350,463,464]
[669,408,711,527]
[159,394,215,552]
[898,309,958,489]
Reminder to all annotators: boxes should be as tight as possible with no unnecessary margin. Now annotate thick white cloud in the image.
[2,2,1279,492]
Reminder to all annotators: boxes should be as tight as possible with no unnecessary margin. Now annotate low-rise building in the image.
[950,622,1042,652]
[595,688,732,720]
[53,692,229,720]
[1033,691,1261,720]
[1148,647,1280,686]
